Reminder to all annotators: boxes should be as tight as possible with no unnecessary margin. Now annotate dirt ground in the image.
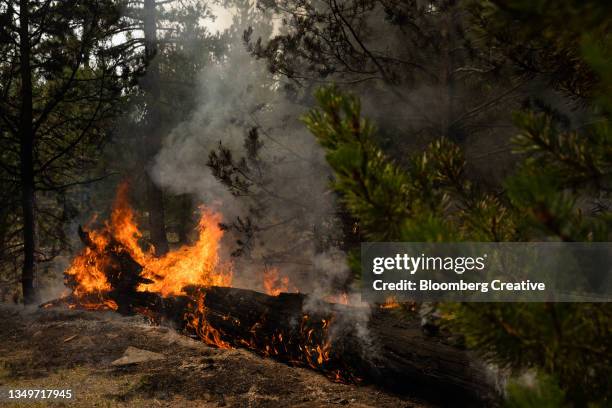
[0,305,433,407]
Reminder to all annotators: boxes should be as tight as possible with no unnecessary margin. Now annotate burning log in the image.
[179,286,496,407]
[45,281,496,405]
[71,226,159,315]
[45,185,497,406]
[44,283,496,405]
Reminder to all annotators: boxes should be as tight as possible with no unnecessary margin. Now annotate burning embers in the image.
[183,286,358,383]
[57,183,351,382]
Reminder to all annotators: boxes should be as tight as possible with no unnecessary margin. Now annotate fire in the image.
[61,183,353,383]
[65,235,112,296]
[300,315,332,367]
[380,296,400,309]
[108,183,151,266]
[185,291,230,349]
[68,299,118,311]
[138,208,232,296]
[65,182,232,301]
[263,267,289,296]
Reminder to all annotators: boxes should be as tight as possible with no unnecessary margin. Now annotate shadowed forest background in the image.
[0,0,610,406]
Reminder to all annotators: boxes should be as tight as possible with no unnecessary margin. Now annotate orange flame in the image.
[185,291,230,349]
[379,296,400,309]
[138,208,232,296]
[65,182,232,301]
[263,267,289,296]
[62,183,352,382]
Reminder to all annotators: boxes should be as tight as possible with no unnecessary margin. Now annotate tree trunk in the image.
[19,0,37,304]
[146,180,169,255]
[177,194,193,244]
[442,4,458,142]
[143,0,169,256]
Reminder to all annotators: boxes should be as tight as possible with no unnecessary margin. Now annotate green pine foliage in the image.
[304,3,612,403]
[303,79,611,405]
[504,372,568,408]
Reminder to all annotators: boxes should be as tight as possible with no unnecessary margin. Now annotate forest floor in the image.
[0,305,432,407]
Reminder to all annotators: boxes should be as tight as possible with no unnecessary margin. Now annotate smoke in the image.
[149,4,378,351]
[37,255,71,303]
[151,5,351,297]
[304,250,373,348]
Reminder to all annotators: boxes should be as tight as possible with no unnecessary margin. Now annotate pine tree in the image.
[251,0,525,147]
[110,0,223,251]
[303,2,611,401]
[0,0,135,302]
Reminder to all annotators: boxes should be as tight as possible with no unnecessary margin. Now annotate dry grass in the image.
[0,305,429,408]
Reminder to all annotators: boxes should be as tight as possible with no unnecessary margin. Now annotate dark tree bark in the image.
[143,0,169,256]
[189,286,496,407]
[177,194,193,244]
[146,180,169,255]
[19,0,37,304]
[442,5,458,142]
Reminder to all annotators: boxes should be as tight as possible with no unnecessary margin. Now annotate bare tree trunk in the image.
[442,5,456,141]
[146,180,169,255]
[19,0,37,303]
[143,0,169,255]
[177,194,193,244]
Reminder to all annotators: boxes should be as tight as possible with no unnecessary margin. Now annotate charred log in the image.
[42,285,496,406]
[72,226,155,314]
[181,286,496,407]
[47,231,498,406]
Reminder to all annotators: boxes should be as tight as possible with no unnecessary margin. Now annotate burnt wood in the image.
[70,226,156,314]
[183,286,497,407]
[44,233,498,407]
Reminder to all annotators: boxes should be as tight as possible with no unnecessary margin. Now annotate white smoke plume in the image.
[151,5,352,298]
